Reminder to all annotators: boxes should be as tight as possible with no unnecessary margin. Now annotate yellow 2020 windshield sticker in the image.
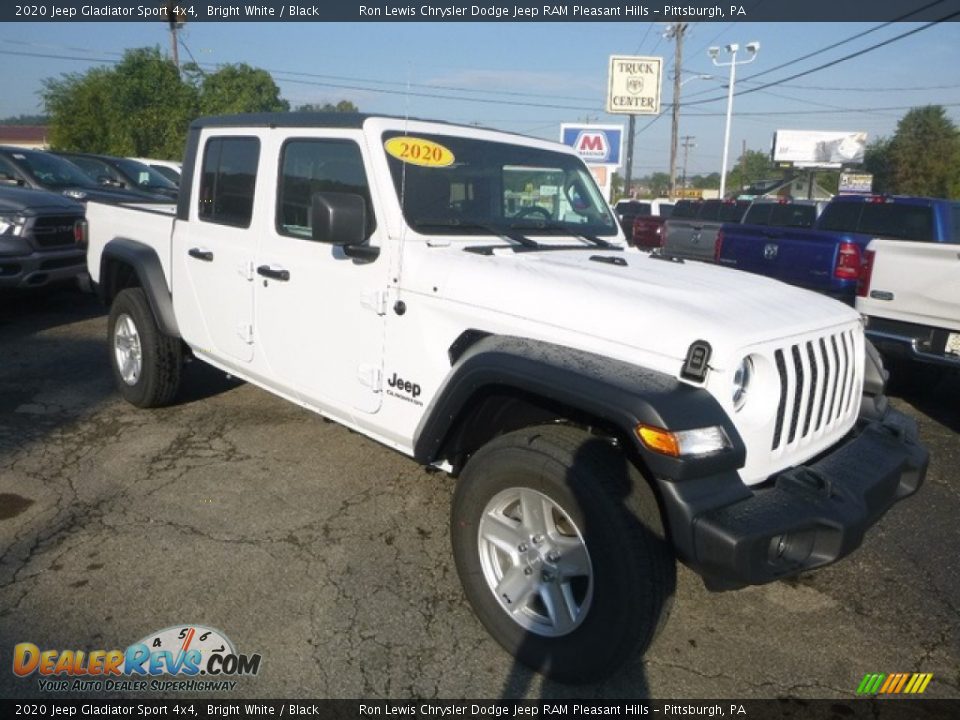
[384,137,455,167]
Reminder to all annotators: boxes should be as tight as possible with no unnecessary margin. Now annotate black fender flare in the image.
[413,335,745,480]
[99,237,180,338]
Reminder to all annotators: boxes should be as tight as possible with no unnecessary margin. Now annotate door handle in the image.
[257,265,290,282]
[188,248,214,262]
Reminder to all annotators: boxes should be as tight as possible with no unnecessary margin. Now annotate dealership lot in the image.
[1,287,958,699]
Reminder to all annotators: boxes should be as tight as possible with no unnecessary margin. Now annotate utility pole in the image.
[739,138,746,193]
[666,22,687,199]
[680,135,695,189]
[163,1,181,71]
[624,115,635,198]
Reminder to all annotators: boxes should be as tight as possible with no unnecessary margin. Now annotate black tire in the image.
[451,424,675,683]
[107,287,182,408]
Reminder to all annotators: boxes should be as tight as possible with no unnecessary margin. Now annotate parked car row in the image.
[0,146,181,289]
[624,193,959,374]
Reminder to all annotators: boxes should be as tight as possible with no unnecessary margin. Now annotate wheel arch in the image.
[413,335,745,481]
[99,238,180,338]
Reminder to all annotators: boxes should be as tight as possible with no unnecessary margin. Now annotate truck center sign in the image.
[606,55,662,115]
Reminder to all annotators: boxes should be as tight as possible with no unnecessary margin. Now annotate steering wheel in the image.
[513,205,551,220]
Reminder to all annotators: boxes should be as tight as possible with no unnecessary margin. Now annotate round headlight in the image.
[732,356,754,411]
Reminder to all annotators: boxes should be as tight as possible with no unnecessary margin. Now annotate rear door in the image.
[172,134,259,364]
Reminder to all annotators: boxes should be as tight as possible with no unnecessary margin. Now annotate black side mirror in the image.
[310,192,379,261]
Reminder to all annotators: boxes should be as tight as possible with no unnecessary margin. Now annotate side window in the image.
[951,204,960,243]
[276,139,376,240]
[744,203,774,226]
[699,201,721,221]
[818,201,862,233]
[0,154,24,182]
[198,137,260,228]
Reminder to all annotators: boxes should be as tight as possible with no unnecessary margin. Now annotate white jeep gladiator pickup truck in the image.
[85,113,928,682]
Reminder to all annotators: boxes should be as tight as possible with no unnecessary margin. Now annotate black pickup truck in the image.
[0,185,86,289]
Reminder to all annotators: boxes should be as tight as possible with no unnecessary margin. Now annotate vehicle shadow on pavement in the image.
[0,285,105,339]
[174,359,245,406]
[498,437,672,699]
[889,368,960,434]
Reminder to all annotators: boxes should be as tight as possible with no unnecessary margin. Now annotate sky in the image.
[1,19,958,177]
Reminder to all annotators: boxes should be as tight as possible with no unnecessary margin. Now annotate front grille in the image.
[771,328,860,451]
[32,216,79,248]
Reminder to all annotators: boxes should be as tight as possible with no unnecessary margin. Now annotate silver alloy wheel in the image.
[113,313,143,386]
[477,487,594,637]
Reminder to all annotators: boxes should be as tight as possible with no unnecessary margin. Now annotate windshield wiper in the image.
[414,219,540,249]
[508,221,617,249]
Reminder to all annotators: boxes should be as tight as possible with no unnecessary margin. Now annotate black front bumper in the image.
[656,405,927,589]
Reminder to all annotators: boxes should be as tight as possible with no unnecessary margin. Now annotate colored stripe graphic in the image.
[858,672,933,694]
[857,673,885,694]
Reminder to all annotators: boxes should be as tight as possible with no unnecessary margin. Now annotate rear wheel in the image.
[451,424,675,683]
[108,288,182,408]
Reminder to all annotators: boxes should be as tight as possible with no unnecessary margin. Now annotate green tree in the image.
[610,171,624,199]
[863,137,893,194]
[690,172,720,190]
[197,63,289,115]
[294,100,359,113]
[724,149,777,195]
[42,47,197,158]
[887,105,960,198]
[0,114,49,125]
[647,172,671,197]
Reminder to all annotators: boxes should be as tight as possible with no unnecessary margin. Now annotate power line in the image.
[681,14,959,107]
[745,0,949,82]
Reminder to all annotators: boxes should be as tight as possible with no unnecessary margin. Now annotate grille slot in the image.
[32,216,79,248]
[771,328,860,451]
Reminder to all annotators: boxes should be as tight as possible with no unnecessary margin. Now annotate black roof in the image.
[189,112,452,131]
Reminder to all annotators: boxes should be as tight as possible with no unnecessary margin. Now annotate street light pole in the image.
[709,42,759,199]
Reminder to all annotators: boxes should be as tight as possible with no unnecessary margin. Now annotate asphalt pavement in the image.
[0,286,957,700]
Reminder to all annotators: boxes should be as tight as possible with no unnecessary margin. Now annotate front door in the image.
[253,134,388,415]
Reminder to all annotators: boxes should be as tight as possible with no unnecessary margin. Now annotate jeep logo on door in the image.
[573,131,611,162]
[764,243,779,260]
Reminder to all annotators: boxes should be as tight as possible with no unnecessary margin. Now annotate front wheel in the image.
[108,287,182,408]
[451,424,675,683]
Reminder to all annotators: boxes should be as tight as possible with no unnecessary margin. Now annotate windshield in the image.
[382,131,618,237]
[10,150,95,189]
[113,158,178,191]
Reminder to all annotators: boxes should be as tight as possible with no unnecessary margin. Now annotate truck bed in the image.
[86,201,176,289]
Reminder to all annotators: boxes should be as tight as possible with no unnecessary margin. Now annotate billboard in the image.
[560,124,623,166]
[772,130,867,168]
[606,56,662,115]
[839,172,874,195]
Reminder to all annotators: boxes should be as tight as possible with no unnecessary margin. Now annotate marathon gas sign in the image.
[560,124,623,166]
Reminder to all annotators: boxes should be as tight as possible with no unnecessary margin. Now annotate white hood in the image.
[425,245,861,371]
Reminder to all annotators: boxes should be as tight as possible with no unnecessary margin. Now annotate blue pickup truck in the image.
[715,195,959,304]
